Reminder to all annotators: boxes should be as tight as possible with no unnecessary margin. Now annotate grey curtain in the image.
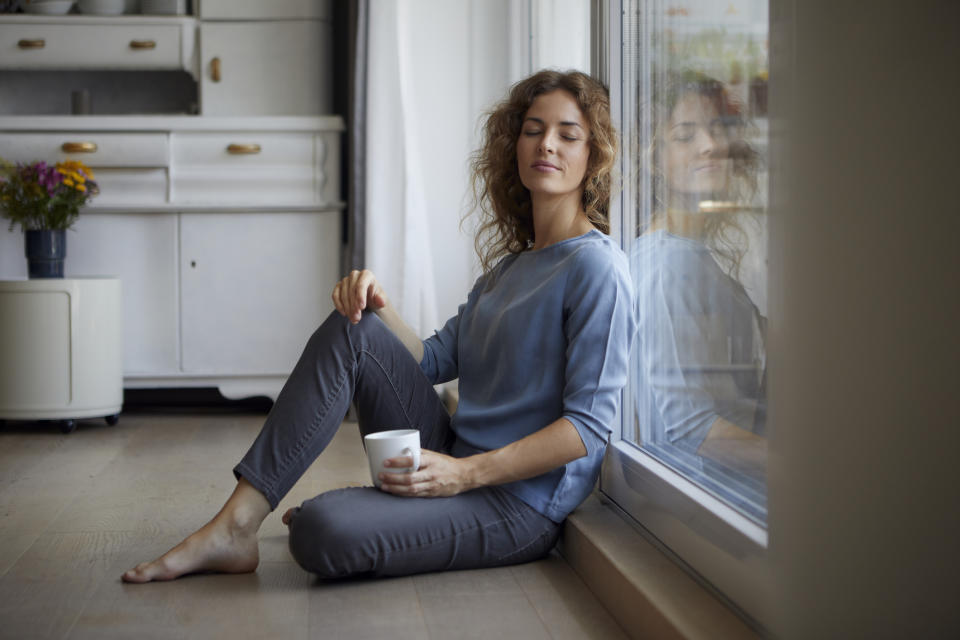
[344,0,368,275]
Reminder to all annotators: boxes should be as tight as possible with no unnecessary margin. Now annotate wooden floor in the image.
[0,411,627,640]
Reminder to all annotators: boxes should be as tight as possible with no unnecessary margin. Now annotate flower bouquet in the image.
[0,159,99,278]
[1,159,98,231]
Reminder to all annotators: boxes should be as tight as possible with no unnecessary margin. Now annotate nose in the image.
[697,128,726,157]
[696,129,718,156]
[538,130,557,154]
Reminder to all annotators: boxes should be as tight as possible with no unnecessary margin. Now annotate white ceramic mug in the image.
[363,429,421,488]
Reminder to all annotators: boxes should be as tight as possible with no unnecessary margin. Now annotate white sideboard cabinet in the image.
[0,0,343,401]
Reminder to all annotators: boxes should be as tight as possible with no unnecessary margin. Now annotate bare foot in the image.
[122,478,269,583]
[122,518,260,583]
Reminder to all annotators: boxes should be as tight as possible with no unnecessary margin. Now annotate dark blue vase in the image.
[25,229,67,278]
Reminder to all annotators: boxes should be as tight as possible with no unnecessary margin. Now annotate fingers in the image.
[382,454,416,469]
[379,455,420,492]
[378,450,461,497]
[331,270,385,324]
[378,473,430,496]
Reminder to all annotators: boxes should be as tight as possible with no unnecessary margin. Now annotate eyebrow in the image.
[523,116,584,129]
[671,117,725,129]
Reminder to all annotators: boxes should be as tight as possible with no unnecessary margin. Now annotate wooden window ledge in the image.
[559,493,759,640]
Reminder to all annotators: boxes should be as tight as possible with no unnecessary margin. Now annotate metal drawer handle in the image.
[61,142,98,153]
[227,144,261,155]
[211,56,221,82]
[129,40,157,50]
[18,39,45,49]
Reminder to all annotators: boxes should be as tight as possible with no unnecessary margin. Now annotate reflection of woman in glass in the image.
[631,71,766,478]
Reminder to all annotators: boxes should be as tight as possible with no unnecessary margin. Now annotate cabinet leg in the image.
[60,420,77,434]
[105,414,120,426]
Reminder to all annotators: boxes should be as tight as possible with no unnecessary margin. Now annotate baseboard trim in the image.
[559,493,759,640]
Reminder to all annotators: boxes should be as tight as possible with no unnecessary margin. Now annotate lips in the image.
[695,162,722,172]
[531,161,560,171]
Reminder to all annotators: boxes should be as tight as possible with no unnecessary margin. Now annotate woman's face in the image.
[664,93,732,198]
[516,89,591,200]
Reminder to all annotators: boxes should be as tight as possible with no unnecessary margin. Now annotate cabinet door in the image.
[199,21,332,115]
[179,212,339,375]
[67,213,180,375]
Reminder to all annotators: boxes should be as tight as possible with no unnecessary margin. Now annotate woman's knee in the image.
[287,491,371,579]
[310,310,388,350]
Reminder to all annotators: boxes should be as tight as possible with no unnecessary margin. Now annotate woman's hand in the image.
[378,449,475,498]
[332,270,388,324]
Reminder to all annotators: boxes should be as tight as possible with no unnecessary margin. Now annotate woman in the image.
[631,71,767,478]
[123,69,634,583]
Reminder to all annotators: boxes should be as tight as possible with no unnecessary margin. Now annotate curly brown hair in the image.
[469,70,618,273]
[646,70,761,279]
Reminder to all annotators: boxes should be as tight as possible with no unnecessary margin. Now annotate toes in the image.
[122,561,162,583]
[122,567,147,583]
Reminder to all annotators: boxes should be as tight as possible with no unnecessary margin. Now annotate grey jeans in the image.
[234,311,560,579]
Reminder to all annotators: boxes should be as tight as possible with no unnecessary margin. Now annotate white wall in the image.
[767,0,960,636]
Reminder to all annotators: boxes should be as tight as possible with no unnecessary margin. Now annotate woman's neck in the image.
[647,209,709,239]
[530,191,593,250]
[647,190,714,239]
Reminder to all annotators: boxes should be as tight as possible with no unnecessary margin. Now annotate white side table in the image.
[0,278,122,433]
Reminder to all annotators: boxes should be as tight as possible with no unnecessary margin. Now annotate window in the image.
[601,0,771,628]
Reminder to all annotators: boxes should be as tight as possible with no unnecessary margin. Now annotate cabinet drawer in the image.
[170,132,318,205]
[200,0,332,20]
[0,23,184,70]
[1,132,168,167]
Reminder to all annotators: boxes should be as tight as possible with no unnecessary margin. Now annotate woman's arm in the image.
[698,417,767,477]
[378,418,587,497]
[332,269,424,361]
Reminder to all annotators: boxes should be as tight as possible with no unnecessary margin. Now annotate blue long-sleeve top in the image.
[419,229,635,522]
[630,231,766,453]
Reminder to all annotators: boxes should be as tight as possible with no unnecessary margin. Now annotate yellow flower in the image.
[76,183,87,193]
[63,178,75,187]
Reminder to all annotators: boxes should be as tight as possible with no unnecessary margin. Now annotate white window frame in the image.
[595,0,771,629]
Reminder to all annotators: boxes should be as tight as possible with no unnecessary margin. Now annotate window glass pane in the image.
[622,0,770,523]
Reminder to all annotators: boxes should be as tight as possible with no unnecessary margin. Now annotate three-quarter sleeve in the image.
[561,251,636,456]
[420,306,462,385]
[420,273,490,384]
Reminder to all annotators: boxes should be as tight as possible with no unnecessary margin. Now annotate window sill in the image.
[559,493,759,640]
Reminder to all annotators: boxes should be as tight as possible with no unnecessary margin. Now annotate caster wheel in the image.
[105,414,120,426]
[60,420,77,434]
